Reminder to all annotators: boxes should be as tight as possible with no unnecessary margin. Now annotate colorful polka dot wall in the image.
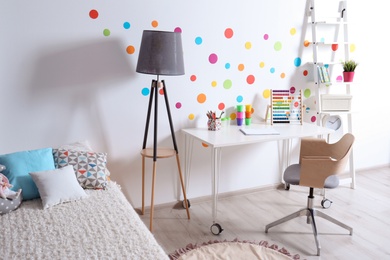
[88,5,356,126]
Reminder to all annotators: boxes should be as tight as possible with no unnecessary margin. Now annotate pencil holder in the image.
[207,118,221,131]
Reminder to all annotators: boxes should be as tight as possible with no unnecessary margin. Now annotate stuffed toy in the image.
[0,167,22,200]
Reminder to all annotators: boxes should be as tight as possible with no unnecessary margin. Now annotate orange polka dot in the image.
[126,45,135,54]
[151,20,158,28]
[197,93,206,103]
[238,64,245,71]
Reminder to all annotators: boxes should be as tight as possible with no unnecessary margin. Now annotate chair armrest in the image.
[299,156,340,188]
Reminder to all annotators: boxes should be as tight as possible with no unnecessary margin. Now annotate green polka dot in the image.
[274,41,282,51]
[304,88,311,98]
[223,79,232,89]
[103,29,110,36]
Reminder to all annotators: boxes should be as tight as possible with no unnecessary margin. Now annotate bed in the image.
[0,142,169,259]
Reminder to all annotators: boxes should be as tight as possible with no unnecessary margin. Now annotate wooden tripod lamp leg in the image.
[149,161,157,232]
[141,156,145,215]
[176,154,191,219]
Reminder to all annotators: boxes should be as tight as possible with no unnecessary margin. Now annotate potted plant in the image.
[342,60,358,82]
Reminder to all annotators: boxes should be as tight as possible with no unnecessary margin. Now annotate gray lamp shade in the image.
[136,30,185,76]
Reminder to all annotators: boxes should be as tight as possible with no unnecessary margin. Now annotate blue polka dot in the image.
[142,88,150,96]
[236,95,243,103]
[123,22,131,29]
[195,37,202,45]
[270,67,275,73]
[225,63,231,69]
[294,57,301,67]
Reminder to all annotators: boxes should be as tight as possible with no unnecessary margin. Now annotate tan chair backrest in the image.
[299,133,355,188]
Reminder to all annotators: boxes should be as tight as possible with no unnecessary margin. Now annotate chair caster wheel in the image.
[210,223,223,235]
[321,198,332,209]
[285,183,290,190]
[182,199,191,209]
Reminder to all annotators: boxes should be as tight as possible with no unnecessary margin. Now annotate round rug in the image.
[169,239,300,260]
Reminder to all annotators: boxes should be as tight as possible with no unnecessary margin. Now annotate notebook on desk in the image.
[240,128,280,135]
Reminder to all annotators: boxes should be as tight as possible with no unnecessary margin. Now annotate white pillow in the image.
[57,140,93,152]
[29,165,88,209]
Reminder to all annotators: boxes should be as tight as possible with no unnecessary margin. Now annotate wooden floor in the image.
[138,166,390,259]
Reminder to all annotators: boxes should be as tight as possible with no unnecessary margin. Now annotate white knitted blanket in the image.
[0,182,168,260]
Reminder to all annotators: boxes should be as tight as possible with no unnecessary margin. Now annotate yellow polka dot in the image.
[188,113,195,120]
[350,44,356,52]
[263,89,270,99]
[211,81,217,87]
[259,62,265,68]
[245,42,252,50]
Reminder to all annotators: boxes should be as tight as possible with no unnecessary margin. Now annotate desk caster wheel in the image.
[182,199,191,209]
[210,223,223,235]
[321,198,332,209]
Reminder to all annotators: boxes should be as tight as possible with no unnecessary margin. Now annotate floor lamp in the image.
[136,30,190,231]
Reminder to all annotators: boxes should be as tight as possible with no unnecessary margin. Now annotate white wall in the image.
[1,1,389,208]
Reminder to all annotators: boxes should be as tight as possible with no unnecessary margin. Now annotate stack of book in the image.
[317,65,331,83]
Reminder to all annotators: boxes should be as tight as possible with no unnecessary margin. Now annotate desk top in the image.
[182,123,334,148]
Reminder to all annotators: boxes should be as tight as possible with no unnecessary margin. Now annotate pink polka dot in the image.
[263,34,269,40]
[311,116,317,122]
[209,53,218,64]
[290,86,296,94]
[176,102,182,109]
[174,27,182,33]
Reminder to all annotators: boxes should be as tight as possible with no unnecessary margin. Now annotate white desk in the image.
[182,123,334,235]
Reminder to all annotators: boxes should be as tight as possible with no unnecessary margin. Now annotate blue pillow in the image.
[0,148,55,200]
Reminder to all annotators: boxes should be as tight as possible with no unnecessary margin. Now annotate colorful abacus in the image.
[270,89,303,125]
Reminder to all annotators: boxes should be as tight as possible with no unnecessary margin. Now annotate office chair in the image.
[265,133,354,256]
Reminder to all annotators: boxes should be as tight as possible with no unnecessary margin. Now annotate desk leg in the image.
[210,147,223,235]
[281,139,291,189]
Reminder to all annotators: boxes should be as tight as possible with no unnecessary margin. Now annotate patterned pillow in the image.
[53,149,108,189]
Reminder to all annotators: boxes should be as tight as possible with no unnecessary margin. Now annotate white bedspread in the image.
[0,182,168,260]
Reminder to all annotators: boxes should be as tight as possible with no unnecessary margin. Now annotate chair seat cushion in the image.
[283,164,339,189]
